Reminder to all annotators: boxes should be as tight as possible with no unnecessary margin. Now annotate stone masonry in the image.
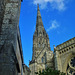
[0,0,30,75]
[0,1,75,75]
[0,0,23,75]
[29,4,75,75]
[29,5,54,75]
[54,37,75,75]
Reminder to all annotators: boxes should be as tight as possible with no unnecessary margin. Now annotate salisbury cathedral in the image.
[29,5,75,75]
[0,0,75,75]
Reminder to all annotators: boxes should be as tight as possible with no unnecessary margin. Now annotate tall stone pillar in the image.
[54,47,62,72]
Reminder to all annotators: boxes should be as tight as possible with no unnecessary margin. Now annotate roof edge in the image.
[56,37,75,47]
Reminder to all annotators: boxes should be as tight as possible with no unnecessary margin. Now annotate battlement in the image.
[56,37,75,51]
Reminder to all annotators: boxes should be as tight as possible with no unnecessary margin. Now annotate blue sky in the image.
[19,0,75,66]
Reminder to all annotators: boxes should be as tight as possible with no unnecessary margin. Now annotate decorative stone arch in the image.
[62,52,75,73]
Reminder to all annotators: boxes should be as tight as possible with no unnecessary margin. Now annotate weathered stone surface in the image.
[23,64,31,75]
[29,5,75,75]
[54,37,75,74]
[29,5,54,75]
[0,0,24,75]
[0,43,18,75]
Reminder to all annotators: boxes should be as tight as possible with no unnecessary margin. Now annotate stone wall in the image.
[29,48,54,75]
[0,43,18,75]
[0,0,6,33]
[54,37,75,73]
[23,64,31,75]
[0,0,24,75]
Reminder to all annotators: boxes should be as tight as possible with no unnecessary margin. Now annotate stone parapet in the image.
[54,37,75,73]
[56,37,75,51]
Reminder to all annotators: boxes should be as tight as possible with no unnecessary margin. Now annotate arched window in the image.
[66,57,75,75]
[44,52,46,63]
[42,57,44,63]
[41,52,46,63]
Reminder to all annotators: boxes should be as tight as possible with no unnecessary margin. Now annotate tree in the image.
[35,67,66,75]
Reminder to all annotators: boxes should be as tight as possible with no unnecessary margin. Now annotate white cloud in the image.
[33,0,47,9]
[47,20,59,32]
[33,0,67,11]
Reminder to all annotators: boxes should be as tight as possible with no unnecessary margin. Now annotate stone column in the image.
[54,48,62,72]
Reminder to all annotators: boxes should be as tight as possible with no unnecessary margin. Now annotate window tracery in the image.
[66,57,75,75]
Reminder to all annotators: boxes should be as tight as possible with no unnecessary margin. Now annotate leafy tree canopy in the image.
[35,67,66,75]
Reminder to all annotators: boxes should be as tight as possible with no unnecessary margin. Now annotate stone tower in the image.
[29,5,54,75]
[32,4,51,60]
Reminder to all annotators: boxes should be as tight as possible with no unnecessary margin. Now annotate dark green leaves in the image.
[35,67,66,75]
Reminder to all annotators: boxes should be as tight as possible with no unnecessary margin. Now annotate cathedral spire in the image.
[36,4,44,28]
[32,4,51,61]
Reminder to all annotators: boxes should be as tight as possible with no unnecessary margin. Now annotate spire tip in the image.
[37,3,39,8]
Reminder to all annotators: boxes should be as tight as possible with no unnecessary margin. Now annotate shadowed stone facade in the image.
[0,0,30,75]
[23,64,31,75]
[29,5,75,75]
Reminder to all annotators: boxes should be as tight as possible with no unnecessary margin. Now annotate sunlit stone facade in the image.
[29,5,75,75]
[54,37,75,75]
[29,5,54,75]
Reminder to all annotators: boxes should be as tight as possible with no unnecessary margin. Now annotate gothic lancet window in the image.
[43,32,44,34]
[42,57,44,63]
[44,52,46,63]
[41,52,46,63]
[66,57,75,75]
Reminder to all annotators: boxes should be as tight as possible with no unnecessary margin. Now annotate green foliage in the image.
[35,67,66,75]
